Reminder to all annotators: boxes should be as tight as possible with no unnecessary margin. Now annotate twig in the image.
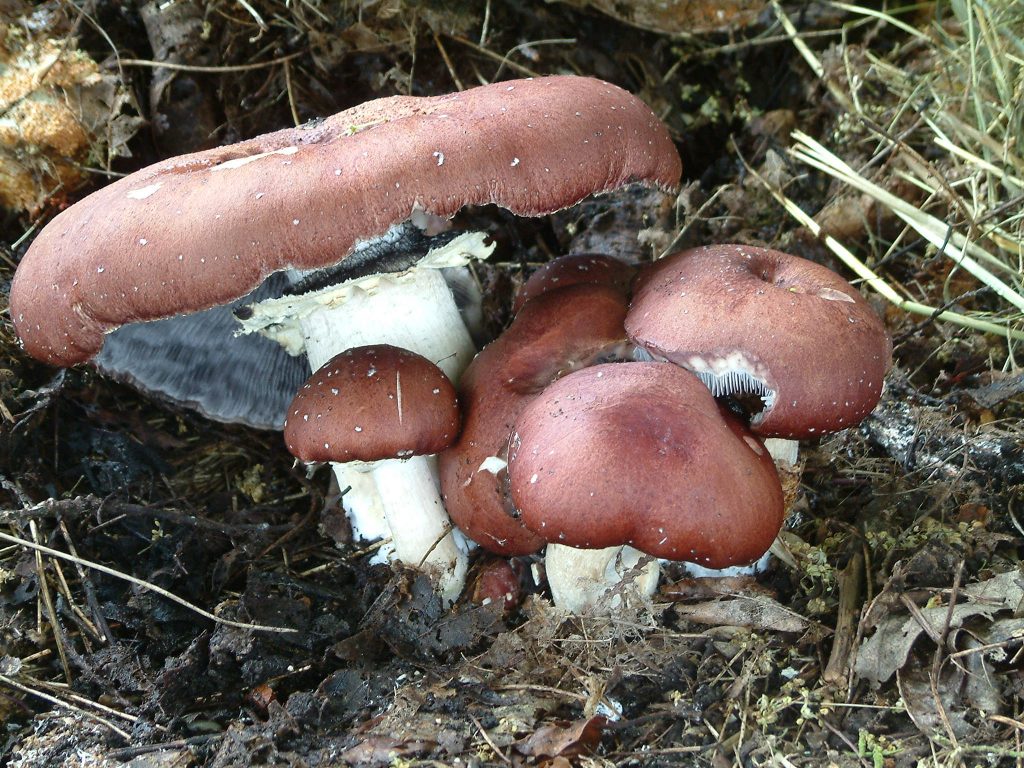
[283,58,301,127]
[105,735,222,761]
[114,51,303,73]
[898,593,943,645]
[823,550,864,684]
[447,35,575,80]
[58,518,114,644]
[29,520,73,683]
[494,683,587,701]
[929,561,965,750]
[0,674,129,740]
[417,523,454,569]
[433,32,464,91]
[0,530,296,634]
[469,713,512,765]
[235,0,269,34]
[49,556,103,646]
[23,675,147,726]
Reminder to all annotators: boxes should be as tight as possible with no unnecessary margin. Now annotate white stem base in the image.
[545,543,660,613]
[372,456,468,604]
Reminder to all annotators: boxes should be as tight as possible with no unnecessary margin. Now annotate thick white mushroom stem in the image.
[243,232,493,603]
[371,455,467,604]
[544,543,660,614]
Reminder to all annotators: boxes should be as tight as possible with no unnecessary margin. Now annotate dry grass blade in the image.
[789,131,1024,312]
[771,0,1024,344]
[28,520,72,684]
[741,151,1024,340]
[0,674,131,740]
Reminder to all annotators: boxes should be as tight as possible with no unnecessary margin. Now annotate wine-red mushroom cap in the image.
[11,75,681,367]
[625,245,892,439]
[439,283,633,556]
[507,362,785,568]
[284,345,459,464]
[512,253,636,314]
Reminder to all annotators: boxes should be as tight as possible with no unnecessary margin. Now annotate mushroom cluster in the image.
[11,65,891,610]
[440,244,892,611]
[10,75,682,604]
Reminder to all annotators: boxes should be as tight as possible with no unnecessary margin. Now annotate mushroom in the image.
[506,362,785,612]
[439,278,665,609]
[10,76,681,600]
[624,244,891,580]
[512,253,636,314]
[439,281,637,556]
[284,344,466,601]
[11,75,680,370]
[625,244,892,439]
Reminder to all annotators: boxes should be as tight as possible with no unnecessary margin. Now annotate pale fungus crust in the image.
[11,76,680,367]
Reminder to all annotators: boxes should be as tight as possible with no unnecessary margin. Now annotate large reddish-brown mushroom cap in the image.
[11,75,681,366]
[439,282,633,556]
[625,245,892,439]
[284,345,459,464]
[507,362,785,568]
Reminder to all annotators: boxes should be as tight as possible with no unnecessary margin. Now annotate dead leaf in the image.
[0,15,142,212]
[515,716,607,760]
[661,575,774,601]
[962,371,1024,408]
[672,595,810,633]
[855,569,1024,684]
[339,736,433,766]
[897,664,968,739]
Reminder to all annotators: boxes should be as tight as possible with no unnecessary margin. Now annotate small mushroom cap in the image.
[507,362,785,568]
[626,244,892,438]
[12,75,681,367]
[439,283,632,556]
[512,253,636,314]
[284,344,459,464]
